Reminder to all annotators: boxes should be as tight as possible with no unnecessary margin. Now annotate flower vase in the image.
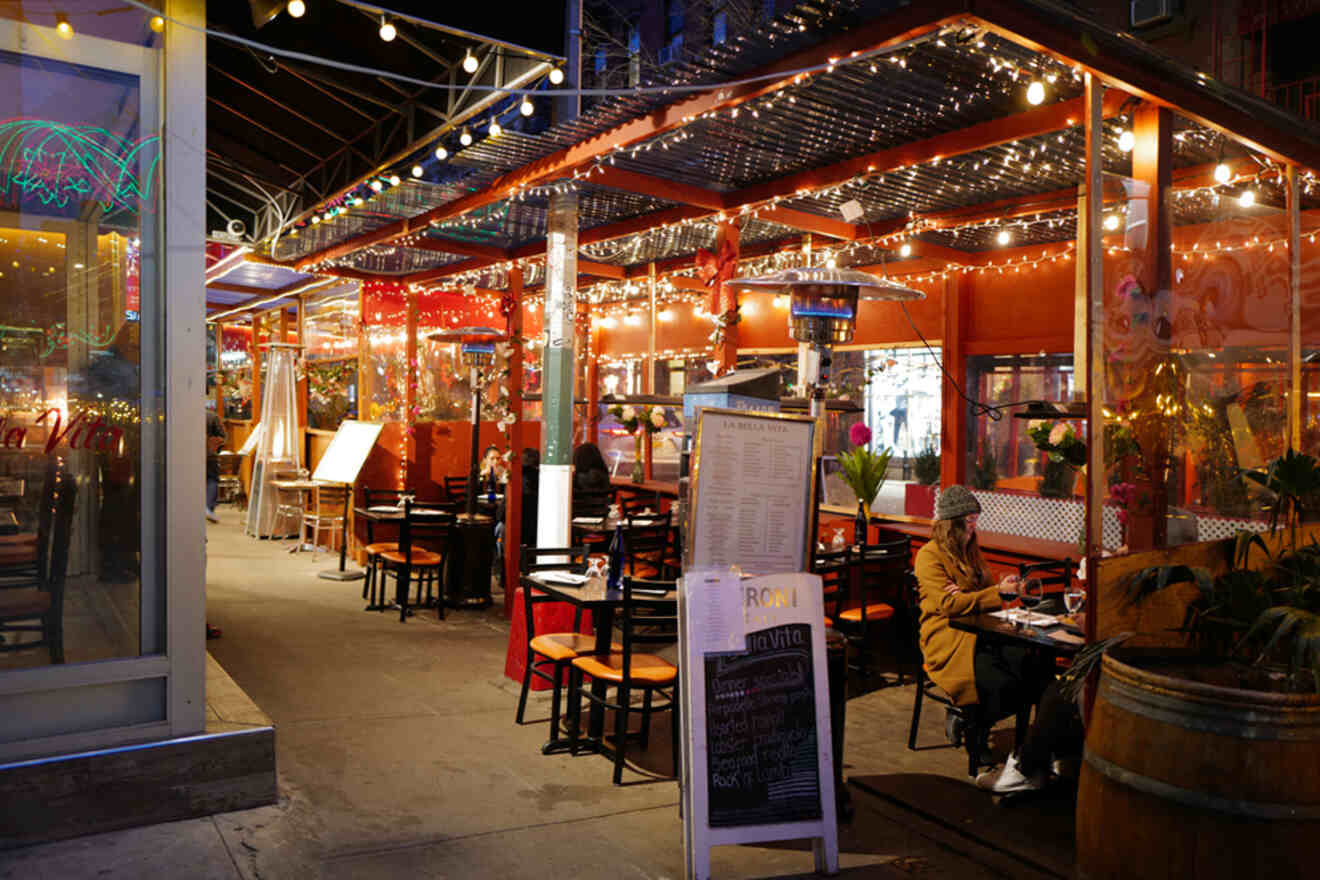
[631,435,645,484]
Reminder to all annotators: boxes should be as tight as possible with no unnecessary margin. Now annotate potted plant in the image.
[970,437,998,491]
[1027,419,1086,498]
[1075,448,1320,879]
[905,442,940,517]
[608,403,666,484]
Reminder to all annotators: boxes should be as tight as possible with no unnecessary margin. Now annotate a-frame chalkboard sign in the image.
[678,572,839,879]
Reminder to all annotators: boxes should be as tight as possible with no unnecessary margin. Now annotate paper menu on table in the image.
[685,568,745,655]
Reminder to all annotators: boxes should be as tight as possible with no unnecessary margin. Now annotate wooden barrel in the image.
[1077,650,1320,879]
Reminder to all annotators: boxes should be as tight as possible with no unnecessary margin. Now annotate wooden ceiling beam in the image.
[754,206,861,240]
[577,259,627,279]
[588,167,728,212]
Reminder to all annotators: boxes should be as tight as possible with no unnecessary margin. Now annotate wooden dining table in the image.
[354,504,454,615]
[520,570,677,755]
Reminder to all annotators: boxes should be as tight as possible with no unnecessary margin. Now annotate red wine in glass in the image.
[1019,577,1044,623]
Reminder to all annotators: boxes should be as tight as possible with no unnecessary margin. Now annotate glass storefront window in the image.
[965,353,1078,494]
[0,12,165,670]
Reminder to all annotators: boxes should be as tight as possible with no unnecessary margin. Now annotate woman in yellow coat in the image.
[914,485,1081,793]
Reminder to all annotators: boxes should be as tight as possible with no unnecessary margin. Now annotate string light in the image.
[996,229,1011,245]
[463,50,479,74]
[434,144,448,160]
[459,127,473,146]
[149,15,165,32]
[520,97,534,116]
[1238,189,1255,207]
[549,67,564,84]
[378,16,396,42]
[488,118,502,137]
[55,13,72,38]
[370,179,383,192]
[1118,129,1135,152]
[411,164,423,178]
[286,0,306,18]
[1026,80,1045,105]
[388,174,401,186]
[899,242,912,257]
[1103,214,1120,230]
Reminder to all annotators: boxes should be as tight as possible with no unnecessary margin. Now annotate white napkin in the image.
[989,609,1058,626]
[539,571,587,586]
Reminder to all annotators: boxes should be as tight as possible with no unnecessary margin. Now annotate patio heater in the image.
[726,266,923,421]
[245,342,303,538]
[429,327,505,520]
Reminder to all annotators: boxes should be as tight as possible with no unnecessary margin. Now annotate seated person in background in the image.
[915,485,1081,793]
[495,448,539,546]
[572,442,611,494]
[479,444,508,496]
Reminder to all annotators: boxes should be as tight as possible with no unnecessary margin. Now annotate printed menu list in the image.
[690,411,813,575]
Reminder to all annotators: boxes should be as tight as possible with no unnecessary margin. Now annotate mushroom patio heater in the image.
[430,326,505,519]
[727,266,923,419]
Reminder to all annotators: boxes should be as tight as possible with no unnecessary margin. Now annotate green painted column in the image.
[537,189,578,547]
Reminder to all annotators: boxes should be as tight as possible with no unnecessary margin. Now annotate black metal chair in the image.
[0,471,77,663]
[833,535,910,681]
[515,545,601,750]
[443,475,468,509]
[1018,558,1076,612]
[361,488,404,609]
[567,576,679,785]
[907,579,1030,777]
[625,510,673,579]
[375,500,452,621]
[0,460,57,589]
[813,546,852,628]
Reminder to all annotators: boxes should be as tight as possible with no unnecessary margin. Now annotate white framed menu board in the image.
[685,408,819,575]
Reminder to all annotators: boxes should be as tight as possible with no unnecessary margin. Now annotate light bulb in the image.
[1214,162,1231,184]
[149,15,165,32]
[1118,129,1135,152]
[549,67,564,85]
[488,118,501,136]
[1238,189,1256,207]
[434,145,448,160]
[1103,214,1120,230]
[997,229,1011,246]
[379,17,396,42]
[311,214,321,224]
[463,51,478,74]
[388,174,400,186]
[520,97,534,116]
[1026,81,1045,105]
[369,179,383,192]
[286,0,306,18]
[899,242,912,258]
[459,127,472,146]
[411,164,423,178]
[55,13,72,38]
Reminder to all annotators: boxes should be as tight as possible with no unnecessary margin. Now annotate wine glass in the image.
[997,578,1020,624]
[1019,577,1044,625]
[1065,585,1087,615]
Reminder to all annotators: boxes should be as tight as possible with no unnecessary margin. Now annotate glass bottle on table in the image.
[854,499,868,550]
[606,522,626,589]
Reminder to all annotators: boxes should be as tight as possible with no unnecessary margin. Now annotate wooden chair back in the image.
[572,487,614,519]
[313,484,350,518]
[618,576,679,680]
[855,535,912,622]
[443,475,468,507]
[519,545,589,638]
[812,546,852,621]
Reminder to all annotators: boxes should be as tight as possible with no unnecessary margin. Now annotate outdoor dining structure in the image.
[201,2,1320,875]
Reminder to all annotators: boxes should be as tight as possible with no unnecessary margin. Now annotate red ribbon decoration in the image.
[695,236,738,315]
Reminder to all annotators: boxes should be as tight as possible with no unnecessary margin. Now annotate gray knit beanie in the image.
[935,485,981,521]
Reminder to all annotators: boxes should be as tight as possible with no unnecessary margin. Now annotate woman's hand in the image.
[997,573,1021,595]
[942,580,961,595]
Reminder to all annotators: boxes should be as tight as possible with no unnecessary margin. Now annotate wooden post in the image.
[716,221,740,375]
[940,271,968,490]
[505,265,524,616]
[1288,164,1302,451]
[404,286,418,489]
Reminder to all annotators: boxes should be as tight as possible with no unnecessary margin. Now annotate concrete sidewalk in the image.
[0,511,1063,879]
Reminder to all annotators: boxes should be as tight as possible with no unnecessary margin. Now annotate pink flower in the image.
[650,409,666,429]
[849,422,872,447]
[1048,423,1070,446]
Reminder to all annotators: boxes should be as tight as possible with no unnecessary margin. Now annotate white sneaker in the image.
[975,752,1046,794]
[206,509,220,524]
[1051,756,1081,780]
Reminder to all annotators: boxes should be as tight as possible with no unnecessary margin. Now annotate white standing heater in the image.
[245,342,304,537]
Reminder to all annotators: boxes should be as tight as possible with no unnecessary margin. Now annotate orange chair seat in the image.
[823,617,834,628]
[0,532,36,545]
[837,603,895,623]
[0,588,49,617]
[571,652,677,685]
[530,632,620,662]
[378,548,444,566]
[365,541,399,555]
